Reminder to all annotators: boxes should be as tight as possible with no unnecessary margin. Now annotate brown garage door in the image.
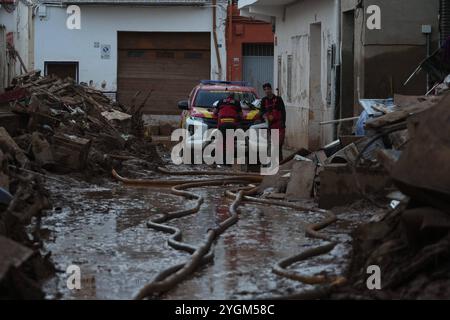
[117,32,211,114]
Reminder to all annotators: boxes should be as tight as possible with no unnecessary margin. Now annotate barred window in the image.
[243,43,274,56]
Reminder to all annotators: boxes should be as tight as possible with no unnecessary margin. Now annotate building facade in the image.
[0,0,35,92]
[339,0,440,134]
[240,0,340,150]
[239,0,442,150]
[226,1,274,97]
[34,0,228,114]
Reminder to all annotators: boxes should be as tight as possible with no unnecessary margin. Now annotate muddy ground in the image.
[34,148,383,300]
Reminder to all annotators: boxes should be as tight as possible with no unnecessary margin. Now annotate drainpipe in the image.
[28,4,34,70]
[212,0,223,80]
[335,0,341,66]
[228,2,233,80]
[334,0,342,138]
[440,0,450,46]
[422,25,432,92]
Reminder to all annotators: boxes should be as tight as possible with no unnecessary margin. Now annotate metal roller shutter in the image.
[117,32,211,114]
[242,43,274,97]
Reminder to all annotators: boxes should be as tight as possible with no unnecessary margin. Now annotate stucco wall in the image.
[274,0,338,150]
[240,0,440,149]
[355,0,440,104]
[34,4,227,93]
[226,16,274,84]
[0,0,34,89]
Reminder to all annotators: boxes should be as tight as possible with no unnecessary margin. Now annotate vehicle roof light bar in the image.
[200,80,251,87]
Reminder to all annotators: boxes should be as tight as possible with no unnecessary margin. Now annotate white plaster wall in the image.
[273,0,338,149]
[34,3,227,92]
[0,0,34,76]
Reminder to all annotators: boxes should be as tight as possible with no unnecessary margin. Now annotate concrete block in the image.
[285,159,317,201]
[319,164,391,209]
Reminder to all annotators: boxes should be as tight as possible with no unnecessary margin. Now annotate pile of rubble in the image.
[0,71,161,298]
[0,70,160,176]
[257,88,450,299]
[335,92,450,299]
[0,133,53,298]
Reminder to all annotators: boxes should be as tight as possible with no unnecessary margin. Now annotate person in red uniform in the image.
[260,83,286,161]
[214,93,242,164]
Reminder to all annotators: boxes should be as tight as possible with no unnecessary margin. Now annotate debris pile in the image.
[332,92,450,299]
[0,70,160,177]
[256,85,450,299]
[0,71,162,298]
[0,128,53,299]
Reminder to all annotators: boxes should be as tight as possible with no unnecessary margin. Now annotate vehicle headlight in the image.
[187,117,208,136]
[189,117,208,124]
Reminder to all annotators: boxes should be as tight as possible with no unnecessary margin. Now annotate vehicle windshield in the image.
[194,90,257,108]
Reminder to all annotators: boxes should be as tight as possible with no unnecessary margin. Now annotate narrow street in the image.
[1,0,450,306]
[39,152,380,300]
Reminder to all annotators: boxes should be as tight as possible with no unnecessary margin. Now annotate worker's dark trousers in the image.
[218,124,237,165]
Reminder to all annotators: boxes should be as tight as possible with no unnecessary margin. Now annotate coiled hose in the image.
[112,167,342,300]
[224,187,340,286]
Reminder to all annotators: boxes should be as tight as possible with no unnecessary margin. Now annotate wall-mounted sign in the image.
[101,44,111,59]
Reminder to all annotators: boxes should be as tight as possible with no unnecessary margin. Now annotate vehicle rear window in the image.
[194,90,256,108]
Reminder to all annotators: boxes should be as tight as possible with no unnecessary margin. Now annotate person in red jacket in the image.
[214,93,242,164]
[260,83,286,161]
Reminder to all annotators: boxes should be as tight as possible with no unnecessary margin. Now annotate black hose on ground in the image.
[113,168,342,299]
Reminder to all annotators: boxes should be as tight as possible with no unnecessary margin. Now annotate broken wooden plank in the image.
[285,158,317,201]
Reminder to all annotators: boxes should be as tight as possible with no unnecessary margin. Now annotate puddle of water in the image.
[40,172,377,300]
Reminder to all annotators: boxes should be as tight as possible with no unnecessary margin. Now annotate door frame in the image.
[44,61,79,82]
